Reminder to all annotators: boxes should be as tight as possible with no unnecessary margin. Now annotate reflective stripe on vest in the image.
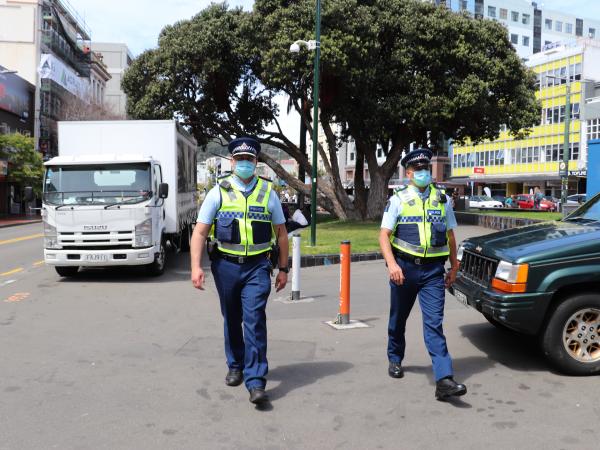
[211,176,275,256]
[390,185,450,258]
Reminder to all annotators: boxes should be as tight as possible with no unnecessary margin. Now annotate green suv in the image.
[450,193,600,375]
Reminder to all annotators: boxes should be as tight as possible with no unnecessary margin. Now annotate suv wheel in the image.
[541,294,600,375]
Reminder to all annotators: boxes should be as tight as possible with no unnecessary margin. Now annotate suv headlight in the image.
[43,222,62,249]
[492,261,529,293]
[134,218,153,247]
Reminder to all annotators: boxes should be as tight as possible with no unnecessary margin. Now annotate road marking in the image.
[0,233,44,246]
[1,279,16,287]
[4,292,30,303]
[0,268,24,277]
[33,260,45,267]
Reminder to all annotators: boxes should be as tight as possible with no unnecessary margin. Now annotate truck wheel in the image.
[147,239,166,276]
[179,224,191,253]
[55,266,79,277]
[541,294,600,375]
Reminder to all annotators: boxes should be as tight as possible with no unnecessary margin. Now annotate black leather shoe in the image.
[225,369,243,387]
[249,388,269,404]
[388,362,404,378]
[435,377,467,400]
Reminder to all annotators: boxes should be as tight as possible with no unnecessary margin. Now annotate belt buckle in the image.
[237,256,244,264]
[414,257,422,265]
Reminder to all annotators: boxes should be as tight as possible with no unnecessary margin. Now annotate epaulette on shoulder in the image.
[434,183,446,190]
[259,175,272,182]
[394,184,408,193]
[217,173,230,180]
[218,178,232,190]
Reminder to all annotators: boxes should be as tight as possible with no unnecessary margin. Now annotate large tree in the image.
[122,0,540,219]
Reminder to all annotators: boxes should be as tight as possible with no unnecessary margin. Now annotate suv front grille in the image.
[58,230,134,248]
[459,250,499,287]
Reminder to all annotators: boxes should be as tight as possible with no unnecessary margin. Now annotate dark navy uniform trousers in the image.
[211,256,272,391]
[388,257,453,381]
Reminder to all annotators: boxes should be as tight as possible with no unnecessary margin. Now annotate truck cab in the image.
[450,192,600,375]
[43,155,169,276]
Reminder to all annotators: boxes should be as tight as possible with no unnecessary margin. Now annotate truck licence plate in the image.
[84,254,109,262]
[454,289,469,307]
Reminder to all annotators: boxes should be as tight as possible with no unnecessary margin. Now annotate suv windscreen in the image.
[43,163,152,206]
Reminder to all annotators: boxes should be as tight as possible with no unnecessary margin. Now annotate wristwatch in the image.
[278,267,289,273]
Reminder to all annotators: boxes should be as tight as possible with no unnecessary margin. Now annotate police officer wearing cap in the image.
[379,147,467,401]
[190,137,289,405]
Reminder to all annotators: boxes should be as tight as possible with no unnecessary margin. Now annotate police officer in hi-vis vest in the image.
[191,137,289,405]
[379,148,467,401]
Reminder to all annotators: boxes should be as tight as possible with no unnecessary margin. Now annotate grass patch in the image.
[293,219,381,255]
[467,210,562,221]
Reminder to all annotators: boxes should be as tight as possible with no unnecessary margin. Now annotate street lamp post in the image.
[290,0,321,246]
[546,74,572,209]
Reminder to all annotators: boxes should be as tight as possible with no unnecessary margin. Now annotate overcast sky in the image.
[67,0,600,144]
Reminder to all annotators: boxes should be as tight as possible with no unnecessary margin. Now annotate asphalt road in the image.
[0,224,598,449]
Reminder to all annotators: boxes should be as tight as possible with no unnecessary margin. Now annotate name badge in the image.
[249,206,265,213]
[427,209,442,215]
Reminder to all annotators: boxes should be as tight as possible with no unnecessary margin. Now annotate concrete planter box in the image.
[455,212,546,230]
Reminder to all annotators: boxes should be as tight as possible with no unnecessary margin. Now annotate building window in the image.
[511,11,519,22]
[488,6,496,18]
[377,147,383,158]
[522,13,530,25]
[460,0,468,11]
[590,28,596,38]
[566,23,573,34]
[544,40,552,47]
[545,19,552,30]
[349,152,355,161]
[523,36,530,46]
[556,21,562,32]
[511,33,519,45]
[500,8,508,20]
[588,118,600,141]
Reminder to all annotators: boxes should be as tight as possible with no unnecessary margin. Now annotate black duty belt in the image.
[216,251,268,264]
[393,251,447,265]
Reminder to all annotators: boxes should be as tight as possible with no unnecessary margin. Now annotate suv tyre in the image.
[541,293,600,375]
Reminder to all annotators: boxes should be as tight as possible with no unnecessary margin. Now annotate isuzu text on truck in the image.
[41,120,198,277]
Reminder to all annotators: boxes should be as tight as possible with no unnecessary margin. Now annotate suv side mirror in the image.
[24,186,34,202]
[158,183,169,199]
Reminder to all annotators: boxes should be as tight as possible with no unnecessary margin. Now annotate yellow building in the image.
[451,38,600,198]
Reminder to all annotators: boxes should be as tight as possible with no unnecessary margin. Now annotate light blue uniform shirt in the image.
[197,175,286,226]
[381,185,457,231]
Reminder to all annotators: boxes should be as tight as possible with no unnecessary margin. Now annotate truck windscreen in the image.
[43,163,152,206]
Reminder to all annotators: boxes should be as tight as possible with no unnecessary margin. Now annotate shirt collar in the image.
[231,174,257,192]
[408,184,430,198]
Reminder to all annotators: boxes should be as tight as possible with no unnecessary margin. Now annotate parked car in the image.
[492,195,506,205]
[566,194,587,205]
[515,194,556,211]
[449,191,600,375]
[468,195,503,208]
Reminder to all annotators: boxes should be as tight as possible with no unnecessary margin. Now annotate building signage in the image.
[569,170,587,177]
[0,70,32,117]
[38,54,89,100]
[473,167,485,174]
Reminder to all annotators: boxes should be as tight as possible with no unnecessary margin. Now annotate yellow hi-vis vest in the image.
[210,175,275,256]
[390,184,450,258]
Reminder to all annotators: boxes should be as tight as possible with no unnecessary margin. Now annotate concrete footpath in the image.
[0,225,597,450]
[0,215,41,229]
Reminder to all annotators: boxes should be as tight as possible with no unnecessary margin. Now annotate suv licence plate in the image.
[84,254,109,262]
[454,289,469,307]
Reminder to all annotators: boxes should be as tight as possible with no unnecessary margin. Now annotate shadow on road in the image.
[459,323,548,372]
[267,361,353,401]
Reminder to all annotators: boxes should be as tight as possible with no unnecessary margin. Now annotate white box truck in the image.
[41,120,198,277]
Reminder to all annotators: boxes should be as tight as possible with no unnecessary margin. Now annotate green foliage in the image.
[122,0,541,218]
[0,133,43,195]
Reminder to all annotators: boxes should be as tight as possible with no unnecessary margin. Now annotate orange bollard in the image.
[339,240,351,324]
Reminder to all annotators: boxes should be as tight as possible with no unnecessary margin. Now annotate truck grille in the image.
[459,250,499,287]
[58,230,134,248]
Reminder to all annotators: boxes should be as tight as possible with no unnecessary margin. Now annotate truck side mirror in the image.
[24,186,34,202]
[158,183,169,199]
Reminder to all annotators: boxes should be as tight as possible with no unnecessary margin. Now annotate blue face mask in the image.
[234,160,256,179]
[412,170,431,188]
